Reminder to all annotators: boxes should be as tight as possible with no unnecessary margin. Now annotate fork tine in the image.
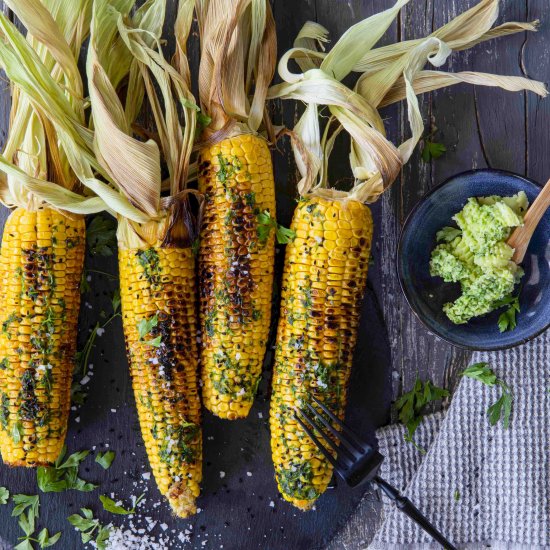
[297,407,354,468]
[311,396,366,453]
[305,402,362,458]
[294,410,339,470]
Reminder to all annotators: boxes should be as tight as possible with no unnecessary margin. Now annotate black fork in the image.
[295,396,457,550]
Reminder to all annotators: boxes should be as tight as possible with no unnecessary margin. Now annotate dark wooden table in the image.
[0,1,548,549]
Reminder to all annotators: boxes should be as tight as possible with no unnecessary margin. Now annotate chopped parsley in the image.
[462,362,514,428]
[395,378,449,451]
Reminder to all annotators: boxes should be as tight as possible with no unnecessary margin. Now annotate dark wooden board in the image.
[0,1,549,549]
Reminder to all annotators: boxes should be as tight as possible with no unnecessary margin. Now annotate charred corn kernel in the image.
[0,207,85,467]
[119,246,202,518]
[270,196,373,510]
[198,133,275,419]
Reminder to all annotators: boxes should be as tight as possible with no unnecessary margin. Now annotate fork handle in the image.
[374,476,457,550]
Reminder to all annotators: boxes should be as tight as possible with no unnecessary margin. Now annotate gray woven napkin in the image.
[369,331,550,549]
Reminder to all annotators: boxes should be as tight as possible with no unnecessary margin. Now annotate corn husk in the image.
[0,0,161,222]
[268,0,547,203]
[195,0,276,140]
[87,0,199,249]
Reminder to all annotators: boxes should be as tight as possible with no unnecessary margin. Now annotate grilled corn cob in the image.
[0,207,85,467]
[199,134,276,419]
[119,244,202,517]
[270,196,373,509]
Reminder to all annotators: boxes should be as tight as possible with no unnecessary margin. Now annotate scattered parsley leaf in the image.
[276,225,296,244]
[495,294,520,333]
[462,362,513,428]
[257,211,274,243]
[421,140,447,162]
[37,528,61,548]
[257,210,295,244]
[17,509,35,536]
[137,315,158,340]
[454,489,460,502]
[436,226,461,243]
[95,451,115,470]
[12,494,39,519]
[12,421,23,443]
[180,98,200,112]
[99,493,145,516]
[111,289,121,315]
[461,362,498,386]
[395,378,449,450]
[147,336,162,348]
[37,448,96,493]
[86,215,117,257]
[197,112,212,133]
[56,450,89,469]
[14,540,34,550]
[0,487,9,504]
[68,509,111,550]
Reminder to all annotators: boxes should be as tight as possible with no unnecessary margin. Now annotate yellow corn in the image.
[199,133,275,419]
[270,196,373,510]
[0,207,85,467]
[119,245,202,517]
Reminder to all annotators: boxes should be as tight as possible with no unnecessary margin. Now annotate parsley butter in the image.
[430,192,528,324]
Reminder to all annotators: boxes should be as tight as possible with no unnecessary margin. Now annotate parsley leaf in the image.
[137,315,158,339]
[37,447,96,493]
[395,378,449,450]
[0,487,9,504]
[462,362,514,428]
[12,494,39,519]
[276,225,297,244]
[111,289,121,315]
[495,294,520,333]
[68,509,111,550]
[137,315,161,347]
[95,451,115,470]
[461,362,497,386]
[37,528,61,548]
[421,140,447,162]
[99,493,145,516]
[14,540,34,550]
[257,210,295,245]
[436,226,461,243]
[86,215,117,257]
[12,421,23,443]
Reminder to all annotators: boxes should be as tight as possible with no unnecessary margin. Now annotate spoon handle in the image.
[508,178,550,264]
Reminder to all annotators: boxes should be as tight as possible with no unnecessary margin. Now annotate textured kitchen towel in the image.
[369,331,550,549]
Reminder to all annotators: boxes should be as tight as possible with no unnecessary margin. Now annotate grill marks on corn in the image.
[0,208,85,466]
[119,246,202,517]
[198,134,276,419]
[270,197,373,510]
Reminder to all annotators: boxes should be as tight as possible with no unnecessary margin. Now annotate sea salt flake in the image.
[219,471,225,479]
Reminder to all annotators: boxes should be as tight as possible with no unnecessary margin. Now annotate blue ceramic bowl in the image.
[397,169,550,351]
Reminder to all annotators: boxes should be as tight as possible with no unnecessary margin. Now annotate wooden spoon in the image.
[507,178,550,264]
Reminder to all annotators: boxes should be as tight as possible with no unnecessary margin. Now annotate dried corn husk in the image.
[268,0,547,203]
[0,0,163,222]
[195,0,276,139]
[87,0,199,249]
